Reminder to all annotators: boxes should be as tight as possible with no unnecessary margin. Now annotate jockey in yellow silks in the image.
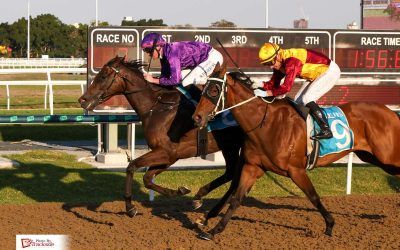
[253,43,341,140]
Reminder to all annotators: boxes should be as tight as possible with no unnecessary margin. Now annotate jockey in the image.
[253,43,341,140]
[140,32,224,87]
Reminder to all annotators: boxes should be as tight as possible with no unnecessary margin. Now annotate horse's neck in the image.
[123,74,179,123]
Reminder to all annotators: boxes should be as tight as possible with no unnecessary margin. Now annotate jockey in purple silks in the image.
[140,32,224,87]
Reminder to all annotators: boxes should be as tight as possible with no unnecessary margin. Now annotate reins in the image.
[208,74,275,118]
[106,64,179,118]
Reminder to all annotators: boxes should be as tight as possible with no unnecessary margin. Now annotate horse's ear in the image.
[122,55,126,61]
[218,57,227,78]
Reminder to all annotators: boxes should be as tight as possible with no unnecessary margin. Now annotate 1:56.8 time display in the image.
[334,32,400,73]
[343,49,400,69]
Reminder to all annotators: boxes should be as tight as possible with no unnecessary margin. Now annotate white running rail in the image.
[0,58,86,69]
[0,68,87,114]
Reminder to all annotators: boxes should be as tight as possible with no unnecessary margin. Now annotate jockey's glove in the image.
[254,88,268,97]
[251,81,264,89]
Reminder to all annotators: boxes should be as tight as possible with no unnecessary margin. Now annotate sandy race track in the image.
[0,195,399,249]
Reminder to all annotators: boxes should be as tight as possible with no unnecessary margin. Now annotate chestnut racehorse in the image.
[78,57,244,218]
[192,71,400,240]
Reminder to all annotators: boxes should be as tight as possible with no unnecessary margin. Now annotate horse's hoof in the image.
[198,231,214,241]
[126,207,138,218]
[177,186,191,195]
[324,227,333,236]
[192,199,203,210]
[195,215,206,227]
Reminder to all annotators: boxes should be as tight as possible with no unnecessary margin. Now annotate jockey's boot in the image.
[306,101,333,140]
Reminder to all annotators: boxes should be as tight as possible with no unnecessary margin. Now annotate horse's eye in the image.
[100,69,112,79]
[207,84,220,98]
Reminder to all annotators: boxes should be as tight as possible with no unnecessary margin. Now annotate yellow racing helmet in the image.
[258,43,280,64]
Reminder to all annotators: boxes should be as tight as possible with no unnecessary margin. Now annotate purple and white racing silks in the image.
[159,41,223,86]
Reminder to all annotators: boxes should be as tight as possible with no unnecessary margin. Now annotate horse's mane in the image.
[106,56,148,72]
[228,71,254,90]
[123,60,148,71]
[108,57,178,93]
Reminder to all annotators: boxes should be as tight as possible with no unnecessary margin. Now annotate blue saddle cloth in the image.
[312,106,354,157]
[207,111,238,132]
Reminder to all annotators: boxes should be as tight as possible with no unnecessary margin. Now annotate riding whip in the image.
[215,38,252,82]
[147,37,159,72]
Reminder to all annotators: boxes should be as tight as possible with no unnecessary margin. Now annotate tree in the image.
[68,23,88,58]
[0,23,11,46]
[90,20,110,27]
[30,14,71,57]
[8,18,28,57]
[121,18,167,26]
[209,19,236,28]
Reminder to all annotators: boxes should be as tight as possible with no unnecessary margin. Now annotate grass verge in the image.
[0,151,398,204]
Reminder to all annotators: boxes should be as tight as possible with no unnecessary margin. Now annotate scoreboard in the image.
[141,29,331,73]
[88,27,400,112]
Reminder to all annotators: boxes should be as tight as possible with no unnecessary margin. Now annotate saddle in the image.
[285,97,320,170]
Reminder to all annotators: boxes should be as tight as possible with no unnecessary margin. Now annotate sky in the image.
[2,0,361,29]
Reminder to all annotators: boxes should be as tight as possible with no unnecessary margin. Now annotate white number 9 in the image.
[331,120,351,149]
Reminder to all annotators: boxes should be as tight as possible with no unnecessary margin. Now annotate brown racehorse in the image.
[78,57,244,218]
[192,71,400,240]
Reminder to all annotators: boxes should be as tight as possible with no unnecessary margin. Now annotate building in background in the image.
[363,0,400,29]
[347,21,359,29]
[293,18,308,29]
[123,16,133,22]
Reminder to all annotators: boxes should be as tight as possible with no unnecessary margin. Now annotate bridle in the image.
[202,74,259,120]
[98,63,179,118]
[98,64,150,103]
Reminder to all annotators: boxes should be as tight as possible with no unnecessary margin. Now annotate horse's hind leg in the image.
[288,167,334,236]
[355,151,400,177]
[143,166,191,197]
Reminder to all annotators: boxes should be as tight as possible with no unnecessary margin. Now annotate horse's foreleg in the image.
[143,166,191,197]
[124,149,171,217]
[288,167,334,236]
[192,172,232,209]
[198,150,244,226]
[124,166,136,217]
[199,163,262,241]
[193,145,241,210]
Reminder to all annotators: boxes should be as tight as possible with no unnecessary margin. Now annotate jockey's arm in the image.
[270,58,302,96]
[159,51,182,86]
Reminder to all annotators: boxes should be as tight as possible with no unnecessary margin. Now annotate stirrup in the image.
[311,130,333,140]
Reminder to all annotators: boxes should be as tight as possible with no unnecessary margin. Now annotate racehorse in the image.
[78,56,244,218]
[192,71,400,240]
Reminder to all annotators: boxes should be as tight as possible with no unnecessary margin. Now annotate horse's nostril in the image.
[193,115,202,123]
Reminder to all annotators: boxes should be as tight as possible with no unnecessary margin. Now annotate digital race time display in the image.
[334,31,400,73]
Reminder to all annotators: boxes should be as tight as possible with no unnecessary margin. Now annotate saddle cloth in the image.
[306,106,354,157]
[176,84,238,132]
[207,110,238,132]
